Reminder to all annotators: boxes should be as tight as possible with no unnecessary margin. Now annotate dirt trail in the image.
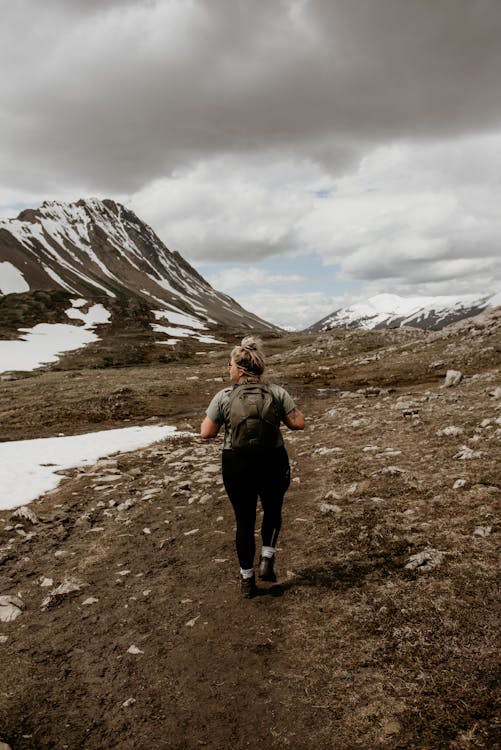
[0,327,500,749]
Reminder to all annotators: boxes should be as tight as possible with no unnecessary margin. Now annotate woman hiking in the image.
[200,336,305,598]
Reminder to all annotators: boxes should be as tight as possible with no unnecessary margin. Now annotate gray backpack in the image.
[228,383,281,450]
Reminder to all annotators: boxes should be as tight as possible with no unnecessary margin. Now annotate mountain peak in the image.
[0,198,277,332]
[308,292,500,332]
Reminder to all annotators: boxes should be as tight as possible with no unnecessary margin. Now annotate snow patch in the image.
[0,303,111,373]
[0,261,30,293]
[0,425,188,510]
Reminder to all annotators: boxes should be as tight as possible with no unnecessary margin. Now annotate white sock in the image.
[240,567,254,579]
[261,546,275,559]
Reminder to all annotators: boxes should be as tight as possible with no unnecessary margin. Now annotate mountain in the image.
[0,198,277,334]
[307,292,501,332]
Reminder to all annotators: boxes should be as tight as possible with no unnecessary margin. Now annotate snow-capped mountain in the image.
[0,198,276,332]
[307,292,501,332]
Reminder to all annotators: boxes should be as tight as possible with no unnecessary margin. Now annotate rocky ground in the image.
[0,311,500,749]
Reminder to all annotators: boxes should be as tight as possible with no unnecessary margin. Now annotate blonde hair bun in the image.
[231,336,265,377]
[240,336,262,351]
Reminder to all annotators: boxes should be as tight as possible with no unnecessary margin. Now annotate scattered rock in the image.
[117,499,135,512]
[324,490,341,501]
[444,370,463,387]
[453,446,484,460]
[473,526,492,537]
[403,409,420,417]
[437,425,464,437]
[204,464,220,474]
[405,549,445,573]
[127,645,144,654]
[314,447,342,455]
[0,595,25,623]
[122,698,137,708]
[41,579,87,609]
[11,506,39,524]
[320,503,342,514]
[453,479,467,489]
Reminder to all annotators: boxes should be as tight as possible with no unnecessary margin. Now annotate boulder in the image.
[444,370,463,387]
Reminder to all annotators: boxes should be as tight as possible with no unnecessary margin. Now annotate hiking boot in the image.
[258,555,276,582]
[240,573,257,598]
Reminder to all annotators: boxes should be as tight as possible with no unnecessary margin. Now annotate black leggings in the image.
[222,446,291,570]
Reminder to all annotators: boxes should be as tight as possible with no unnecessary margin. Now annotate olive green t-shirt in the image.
[206,383,296,450]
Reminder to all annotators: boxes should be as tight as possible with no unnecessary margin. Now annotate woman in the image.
[200,336,305,598]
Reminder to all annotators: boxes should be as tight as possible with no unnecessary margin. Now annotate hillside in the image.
[0,310,499,749]
[0,198,276,346]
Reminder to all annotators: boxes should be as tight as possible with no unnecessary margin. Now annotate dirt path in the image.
[1,336,500,748]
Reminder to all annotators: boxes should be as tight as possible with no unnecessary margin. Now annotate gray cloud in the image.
[2,0,501,328]
[2,1,501,193]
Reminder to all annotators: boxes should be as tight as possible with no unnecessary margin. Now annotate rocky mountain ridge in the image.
[0,198,276,334]
[308,292,501,332]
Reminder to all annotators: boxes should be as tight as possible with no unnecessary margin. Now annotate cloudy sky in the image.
[1,0,501,329]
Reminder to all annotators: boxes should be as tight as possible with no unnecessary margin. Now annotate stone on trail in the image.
[127,645,144,654]
[11,506,39,524]
[82,597,99,606]
[436,425,464,437]
[0,595,24,623]
[41,579,87,609]
[473,526,492,537]
[204,464,220,474]
[117,499,135,512]
[320,502,342,514]
[453,446,484,460]
[405,549,445,573]
[324,490,341,501]
[444,370,463,387]
[94,474,122,484]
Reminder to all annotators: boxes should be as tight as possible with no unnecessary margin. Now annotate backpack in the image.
[228,383,281,450]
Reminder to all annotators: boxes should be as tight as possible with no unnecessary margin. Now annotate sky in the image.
[1,0,501,329]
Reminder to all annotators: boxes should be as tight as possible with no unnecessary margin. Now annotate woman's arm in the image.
[200,416,221,439]
[282,407,305,431]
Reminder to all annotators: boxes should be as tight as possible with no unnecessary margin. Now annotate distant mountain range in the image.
[1,200,498,339]
[307,292,501,332]
[0,198,276,334]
